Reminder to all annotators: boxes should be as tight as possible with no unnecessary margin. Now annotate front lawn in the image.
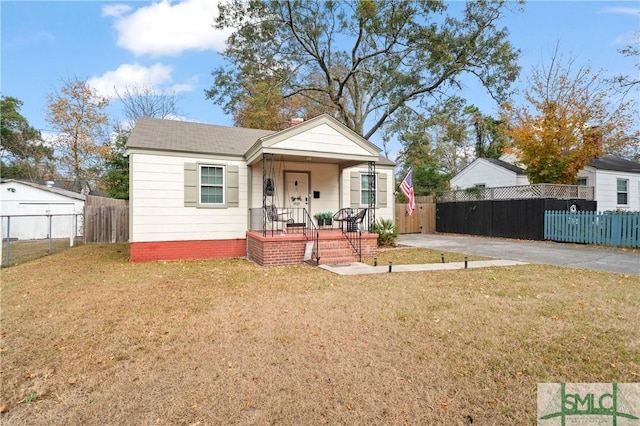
[1,244,638,424]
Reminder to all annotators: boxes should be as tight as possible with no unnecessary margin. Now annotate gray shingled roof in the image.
[126,116,396,166]
[127,117,273,156]
[588,155,640,173]
[486,158,526,174]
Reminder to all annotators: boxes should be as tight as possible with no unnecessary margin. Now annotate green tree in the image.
[208,0,522,139]
[393,102,462,196]
[502,48,639,184]
[464,105,508,159]
[104,127,130,199]
[1,96,54,182]
[47,79,110,193]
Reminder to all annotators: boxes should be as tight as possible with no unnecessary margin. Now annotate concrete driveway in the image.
[398,234,640,277]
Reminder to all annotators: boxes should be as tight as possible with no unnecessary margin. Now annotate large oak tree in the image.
[207,0,522,138]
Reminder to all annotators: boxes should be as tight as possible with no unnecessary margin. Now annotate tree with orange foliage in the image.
[502,48,638,184]
[232,75,335,131]
[47,78,110,193]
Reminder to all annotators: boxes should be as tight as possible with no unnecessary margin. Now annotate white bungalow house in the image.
[126,114,396,265]
[0,179,85,240]
[449,154,640,211]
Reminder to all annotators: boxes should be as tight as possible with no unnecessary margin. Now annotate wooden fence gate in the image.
[395,195,436,234]
[83,196,129,243]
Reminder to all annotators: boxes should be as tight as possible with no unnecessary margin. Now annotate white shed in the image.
[0,179,85,240]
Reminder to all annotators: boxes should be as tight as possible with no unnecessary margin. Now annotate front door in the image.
[285,172,309,211]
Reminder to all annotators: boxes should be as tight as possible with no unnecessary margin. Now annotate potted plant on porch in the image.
[313,212,333,227]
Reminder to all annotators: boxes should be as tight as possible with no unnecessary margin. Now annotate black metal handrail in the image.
[248,207,320,265]
[333,208,366,262]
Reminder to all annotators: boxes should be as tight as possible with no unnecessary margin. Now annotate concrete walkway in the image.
[398,234,640,276]
[319,259,528,276]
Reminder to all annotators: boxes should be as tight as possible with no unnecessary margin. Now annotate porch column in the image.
[368,161,376,232]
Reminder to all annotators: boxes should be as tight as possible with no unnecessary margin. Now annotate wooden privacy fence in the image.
[395,196,436,234]
[85,195,128,206]
[544,210,640,248]
[84,195,129,243]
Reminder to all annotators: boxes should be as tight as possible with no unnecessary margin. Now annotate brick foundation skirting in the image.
[130,239,246,262]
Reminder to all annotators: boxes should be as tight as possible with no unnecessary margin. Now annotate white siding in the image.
[271,123,372,156]
[450,159,521,189]
[515,174,531,186]
[577,168,596,187]
[0,181,84,240]
[249,161,341,219]
[592,169,640,212]
[130,153,248,243]
[340,165,395,222]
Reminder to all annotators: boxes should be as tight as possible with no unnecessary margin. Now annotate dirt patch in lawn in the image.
[1,244,638,425]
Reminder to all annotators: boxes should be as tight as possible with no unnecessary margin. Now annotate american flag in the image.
[400,169,415,216]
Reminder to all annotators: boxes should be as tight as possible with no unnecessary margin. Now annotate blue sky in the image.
[1,0,638,159]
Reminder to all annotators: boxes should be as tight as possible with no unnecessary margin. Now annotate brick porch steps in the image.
[246,229,377,266]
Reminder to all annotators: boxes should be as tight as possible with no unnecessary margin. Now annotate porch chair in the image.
[333,208,367,232]
[266,205,293,224]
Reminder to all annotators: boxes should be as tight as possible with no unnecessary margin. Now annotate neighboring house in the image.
[0,179,85,240]
[127,114,395,263]
[449,158,529,189]
[578,155,640,211]
[449,154,640,211]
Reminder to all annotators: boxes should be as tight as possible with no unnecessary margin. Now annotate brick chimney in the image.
[43,174,54,188]
[289,117,304,127]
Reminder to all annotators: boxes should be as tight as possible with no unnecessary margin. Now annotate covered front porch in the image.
[246,206,378,266]
[243,115,386,266]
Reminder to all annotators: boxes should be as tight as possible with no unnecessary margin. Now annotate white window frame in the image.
[616,178,628,206]
[360,173,377,206]
[199,164,226,206]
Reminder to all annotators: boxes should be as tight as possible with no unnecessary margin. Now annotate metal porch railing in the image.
[333,208,367,262]
[249,207,320,265]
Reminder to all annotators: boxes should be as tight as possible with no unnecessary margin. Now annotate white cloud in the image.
[613,31,639,46]
[171,76,199,94]
[87,63,175,98]
[602,7,640,16]
[101,4,132,18]
[108,0,231,57]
